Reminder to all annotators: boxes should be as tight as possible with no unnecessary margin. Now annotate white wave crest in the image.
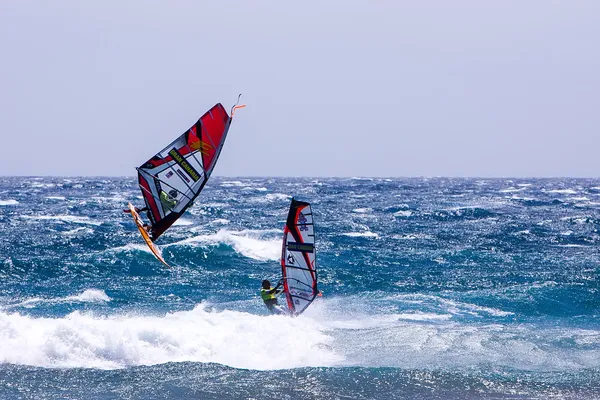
[568,197,590,201]
[2,296,599,372]
[108,243,153,255]
[341,231,379,239]
[21,215,101,226]
[546,189,577,194]
[0,199,18,206]
[64,289,111,303]
[29,182,56,188]
[499,187,527,193]
[220,181,244,187]
[0,304,340,370]
[7,289,111,309]
[62,227,94,236]
[209,218,230,225]
[169,229,281,261]
[392,233,433,240]
[265,193,291,202]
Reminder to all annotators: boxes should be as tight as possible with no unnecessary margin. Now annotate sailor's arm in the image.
[269,281,284,295]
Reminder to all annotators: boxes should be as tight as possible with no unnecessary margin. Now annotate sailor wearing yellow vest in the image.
[261,279,285,314]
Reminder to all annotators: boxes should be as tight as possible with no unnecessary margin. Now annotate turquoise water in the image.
[0,177,599,399]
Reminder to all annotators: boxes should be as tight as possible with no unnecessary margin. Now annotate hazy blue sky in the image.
[1,1,598,177]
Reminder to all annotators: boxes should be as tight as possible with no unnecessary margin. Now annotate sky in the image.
[0,1,599,177]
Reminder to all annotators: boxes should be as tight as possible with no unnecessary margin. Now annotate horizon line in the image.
[1,175,599,180]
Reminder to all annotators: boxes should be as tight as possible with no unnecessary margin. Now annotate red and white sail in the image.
[137,102,239,241]
[281,199,318,316]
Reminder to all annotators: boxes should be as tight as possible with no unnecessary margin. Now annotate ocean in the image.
[0,176,599,399]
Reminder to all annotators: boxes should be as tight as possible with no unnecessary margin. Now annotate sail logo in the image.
[168,148,200,182]
[176,169,191,183]
[288,242,314,253]
[287,253,296,265]
[189,137,213,155]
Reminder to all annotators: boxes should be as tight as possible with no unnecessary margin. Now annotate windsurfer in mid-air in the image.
[260,279,286,315]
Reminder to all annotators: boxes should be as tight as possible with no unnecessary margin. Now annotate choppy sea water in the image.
[0,176,599,399]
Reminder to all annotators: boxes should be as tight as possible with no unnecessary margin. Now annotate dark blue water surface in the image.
[0,177,599,399]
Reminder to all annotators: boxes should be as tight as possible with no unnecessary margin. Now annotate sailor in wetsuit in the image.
[260,279,285,314]
[159,189,178,212]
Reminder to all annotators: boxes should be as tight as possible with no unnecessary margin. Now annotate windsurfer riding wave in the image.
[260,279,287,315]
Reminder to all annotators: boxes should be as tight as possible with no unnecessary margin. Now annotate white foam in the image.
[560,216,589,224]
[0,304,340,370]
[568,197,590,201]
[306,298,600,371]
[265,193,291,202]
[220,181,244,187]
[352,208,372,214]
[7,289,111,309]
[2,296,598,372]
[393,210,413,217]
[108,243,153,255]
[392,233,433,240]
[546,189,577,194]
[511,196,537,201]
[197,202,229,209]
[169,229,281,261]
[396,312,452,321]
[62,227,94,236]
[30,182,56,188]
[0,199,18,206]
[437,297,513,317]
[45,196,66,200]
[209,218,230,225]
[341,231,379,239]
[91,195,127,204]
[499,187,527,193]
[21,215,102,226]
[64,289,111,303]
[8,297,43,309]
[383,294,513,317]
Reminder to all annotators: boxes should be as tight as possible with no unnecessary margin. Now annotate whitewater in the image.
[1,176,599,399]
